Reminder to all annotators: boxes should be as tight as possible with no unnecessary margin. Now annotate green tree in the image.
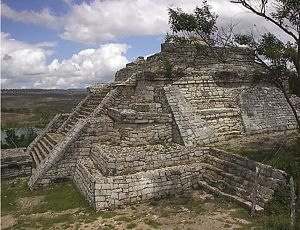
[168,0,300,131]
[1,127,37,149]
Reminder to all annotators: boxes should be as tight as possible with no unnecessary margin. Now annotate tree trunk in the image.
[290,177,296,227]
[280,85,300,132]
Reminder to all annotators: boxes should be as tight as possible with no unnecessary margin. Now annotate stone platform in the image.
[73,144,285,211]
[25,41,299,212]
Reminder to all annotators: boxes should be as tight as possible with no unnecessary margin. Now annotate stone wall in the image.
[172,73,244,138]
[160,43,259,75]
[201,148,286,210]
[91,144,208,176]
[240,86,297,133]
[93,163,202,210]
[164,86,216,146]
[72,145,286,211]
[1,148,32,178]
[115,123,173,146]
[74,158,96,208]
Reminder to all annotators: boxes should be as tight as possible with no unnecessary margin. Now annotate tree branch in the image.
[230,0,298,41]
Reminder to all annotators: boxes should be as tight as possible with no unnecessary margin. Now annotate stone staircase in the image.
[28,85,112,179]
[172,72,243,139]
[30,133,64,166]
[164,86,216,146]
[199,148,286,212]
[58,89,111,135]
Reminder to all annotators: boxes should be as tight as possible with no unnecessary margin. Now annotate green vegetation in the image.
[226,138,300,229]
[1,128,37,149]
[1,177,110,229]
[1,177,88,215]
[126,223,137,229]
[1,90,86,129]
[144,219,162,229]
[156,59,184,79]
[167,0,300,129]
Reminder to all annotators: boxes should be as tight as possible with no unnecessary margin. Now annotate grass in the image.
[169,196,206,215]
[1,177,117,229]
[13,214,75,230]
[225,138,300,230]
[1,91,86,129]
[1,177,88,215]
[224,223,232,228]
[144,219,162,229]
[115,215,134,222]
[126,223,137,229]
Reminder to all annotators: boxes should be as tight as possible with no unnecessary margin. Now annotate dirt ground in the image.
[3,132,298,229]
[1,188,254,230]
[1,178,258,230]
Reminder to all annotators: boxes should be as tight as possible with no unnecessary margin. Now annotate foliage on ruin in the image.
[156,59,185,78]
[167,0,300,131]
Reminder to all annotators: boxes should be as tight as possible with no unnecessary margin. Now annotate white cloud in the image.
[1,3,61,29]
[1,33,129,88]
[0,0,203,44]
[2,0,286,44]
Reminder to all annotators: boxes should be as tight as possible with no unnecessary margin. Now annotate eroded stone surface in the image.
[25,41,298,211]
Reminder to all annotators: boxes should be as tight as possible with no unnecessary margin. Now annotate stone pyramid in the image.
[27,42,297,211]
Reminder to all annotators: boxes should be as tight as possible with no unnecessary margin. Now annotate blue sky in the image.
[1,0,272,89]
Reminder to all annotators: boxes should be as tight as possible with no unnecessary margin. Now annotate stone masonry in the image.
[1,148,31,178]
[26,41,299,212]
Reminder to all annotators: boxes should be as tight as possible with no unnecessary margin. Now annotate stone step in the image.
[202,166,255,197]
[215,130,242,137]
[202,163,252,192]
[198,108,240,117]
[85,100,102,106]
[66,123,74,131]
[46,133,64,143]
[80,106,94,113]
[40,139,52,154]
[37,142,48,158]
[203,154,256,179]
[190,97,234,102]
[202,155,278,194]
[45,133,57,146]
[60,130,68,135]
[43,135,56,148]
[77,114,88,119]
[33,146,43,163]
[202,173,253,204]
[198,181,264,213]
[78,109,90,116]
[30,148,41,166]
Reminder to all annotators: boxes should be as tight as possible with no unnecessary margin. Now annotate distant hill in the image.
[1,88,87,95]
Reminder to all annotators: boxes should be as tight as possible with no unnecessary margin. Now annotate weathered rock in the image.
[25,42,293,212]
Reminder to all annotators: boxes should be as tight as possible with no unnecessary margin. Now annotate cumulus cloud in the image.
[1,33,129,88]
[2,0,286,44]
[1,3,61,29]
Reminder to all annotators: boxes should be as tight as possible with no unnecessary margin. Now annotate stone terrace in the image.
[26,41,299,212]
